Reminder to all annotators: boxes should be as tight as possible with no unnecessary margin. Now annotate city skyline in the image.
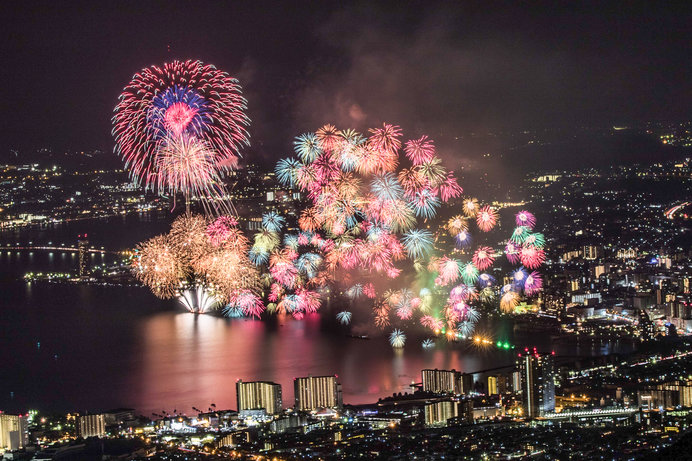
[1,2,691,459]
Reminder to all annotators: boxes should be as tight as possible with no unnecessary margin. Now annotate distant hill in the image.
[510,130,689,174]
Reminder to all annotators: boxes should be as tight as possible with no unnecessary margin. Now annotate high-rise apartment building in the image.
[582,245,599,260]
[294,375,342,411]
[77,234,89,277]
[0,413,28,451]
[78,413,106,438]
[421,369,474,395]
[424,400,459,427]
[488,376,498,395]
[236,380,283,415]
[512,371,522,393]
[516,350,556,417]
[422,369,459,394]
[487,375,510,395]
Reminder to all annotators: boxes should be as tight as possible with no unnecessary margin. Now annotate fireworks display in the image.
[113,60,249,211]
[247,210,334,319]
[120,98,548,348]
[132,214,259,314]
[271,124,547,347]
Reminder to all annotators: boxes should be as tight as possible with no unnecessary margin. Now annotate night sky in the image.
[1,1,690,160]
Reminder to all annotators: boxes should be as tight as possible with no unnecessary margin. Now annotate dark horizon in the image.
[1,1,690,160]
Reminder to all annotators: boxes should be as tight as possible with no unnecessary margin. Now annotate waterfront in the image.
[0,214,632,416]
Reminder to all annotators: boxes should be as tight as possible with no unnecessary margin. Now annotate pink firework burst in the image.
[164,102,199,137]
[368,123,403,155]
[476,206,498,232]
[437,256,461,285]
[229,290,265,318]
[449,284,476,302]
[363,283,377,298]
[113,60,249,192]
[520,246,546,269]
[472,246,496,271]
[269,257,299,289]
[404,135,435,165]
[420,315,444,331]
[296,288,321,314]
[515,210,536,229]
[524,271,543,296]
[396,305,413,320]
[206,215,239,246]
[505,241,521,264]
[438,173,463,202]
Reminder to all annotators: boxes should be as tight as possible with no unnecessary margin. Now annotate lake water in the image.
[0,213,631,416]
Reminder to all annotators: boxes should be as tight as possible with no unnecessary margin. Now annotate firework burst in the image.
[113,60,249,210]
[132,214,259,314]
[389,329,406,348]
[274,123,548,339]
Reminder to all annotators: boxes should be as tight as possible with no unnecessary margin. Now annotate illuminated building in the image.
[422,369,459,394]
[218,430,252,447]
[638,380,692,409]
[582,245,599,260]
[294,375,342,411]
[424,400,459,427]
[487,375,508,395]
[516,350,555,418]
[0,413,27,451]
[421,369,474,395]
[571,292,601,305]
[488,376,497,395]
[78,413,106,438]
[236,380,282,415]
[512,371,522,393]
[533,174,561,183]
[617,248,638,260]
[637,310,655,340]
[77,234,89,277]
[270,415,308,434]
[665,299,692,332]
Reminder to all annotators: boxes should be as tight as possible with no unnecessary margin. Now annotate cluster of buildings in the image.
[515,158,692,342]
[11,343,692,459]
[0,352,560,453]
[0,413,28,453]
[235,375,342,421]
[0,158,163,229]
[414,350,556,426]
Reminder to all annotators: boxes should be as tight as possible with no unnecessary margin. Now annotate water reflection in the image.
[133,312,523,414]
[0,214,636,415]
